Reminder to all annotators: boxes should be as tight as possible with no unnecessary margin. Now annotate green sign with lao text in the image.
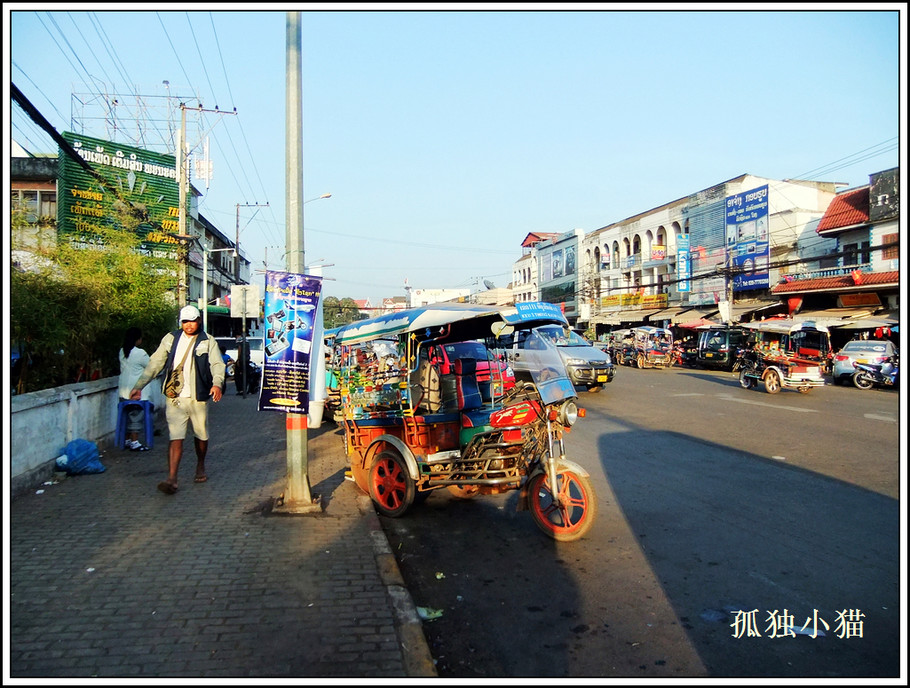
[57,132,183,259]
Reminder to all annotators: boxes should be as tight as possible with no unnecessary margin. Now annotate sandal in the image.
[157,481,178,495]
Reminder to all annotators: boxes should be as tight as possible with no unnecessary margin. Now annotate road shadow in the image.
[378,486,580,677]
[595,420,901,678]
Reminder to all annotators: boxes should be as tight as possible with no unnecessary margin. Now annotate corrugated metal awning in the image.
[792,307,877,325]
[836,311,900,329]
[647,307,687,322]
[617,309,664,323]
[731,301,785,320]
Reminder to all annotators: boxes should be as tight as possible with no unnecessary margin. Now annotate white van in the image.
[505,324,616,392]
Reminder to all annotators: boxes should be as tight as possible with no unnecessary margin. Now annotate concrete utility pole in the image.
[235,202,269,284]
[276,10,320,514]
[176,104,189,307]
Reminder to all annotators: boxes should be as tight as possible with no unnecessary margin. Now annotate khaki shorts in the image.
[165,397,210,441]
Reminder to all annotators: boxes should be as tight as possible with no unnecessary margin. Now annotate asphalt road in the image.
[378,365,903,679]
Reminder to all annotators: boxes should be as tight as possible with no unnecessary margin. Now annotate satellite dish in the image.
[483,279,496,290]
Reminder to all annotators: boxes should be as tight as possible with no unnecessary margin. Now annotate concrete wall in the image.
[9,376,164,498]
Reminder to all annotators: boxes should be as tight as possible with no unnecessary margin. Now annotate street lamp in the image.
[200,244,237,332]
[284,193,332,272]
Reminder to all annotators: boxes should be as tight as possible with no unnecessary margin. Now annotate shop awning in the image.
[598,313,625,325]
[677,317,719,330]
[616,309,665,323]
[836,312,900,330]
[791,307,877,326]
[731,301,785,321]
[671,308,718,325]
[646,307,687,323]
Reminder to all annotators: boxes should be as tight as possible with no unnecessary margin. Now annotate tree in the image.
[10,204,177,394]
[323,296,366,329]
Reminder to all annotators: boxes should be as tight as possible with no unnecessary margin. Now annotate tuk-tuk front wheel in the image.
[369,451,415,517]
[739,366,757,389]
[636,354,646,369]
[764,369,782,394]
[527,470,597,542]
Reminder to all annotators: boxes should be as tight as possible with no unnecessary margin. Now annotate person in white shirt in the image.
[118,327,151,451]
[131,305,225,495]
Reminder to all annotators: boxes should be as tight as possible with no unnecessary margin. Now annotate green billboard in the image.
[57,132,183,259]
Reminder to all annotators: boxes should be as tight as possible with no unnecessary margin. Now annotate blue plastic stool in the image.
[115,399,154,449]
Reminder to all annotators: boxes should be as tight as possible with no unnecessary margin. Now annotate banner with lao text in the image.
[258,271,322,414]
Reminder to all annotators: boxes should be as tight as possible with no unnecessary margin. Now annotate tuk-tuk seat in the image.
[454,358,483,411]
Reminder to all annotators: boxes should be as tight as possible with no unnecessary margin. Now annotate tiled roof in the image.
[521,232,558,248]
[816,187,869,233]
[772,270,900,294]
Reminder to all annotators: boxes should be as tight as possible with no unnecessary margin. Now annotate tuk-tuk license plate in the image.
[597,374,608,382]
[705,352,714,357]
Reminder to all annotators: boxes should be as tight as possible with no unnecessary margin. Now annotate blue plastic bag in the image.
[56,439,106,475]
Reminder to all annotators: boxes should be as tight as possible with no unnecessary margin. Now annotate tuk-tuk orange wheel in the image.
[527,470,597,542]
[369,451,415,518]
[764,369,781,394]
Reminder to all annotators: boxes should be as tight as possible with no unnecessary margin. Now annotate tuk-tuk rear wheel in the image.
[636,354,645,369]
[764,369,781,394]
[527,470,597,542]
[369,451,415,518]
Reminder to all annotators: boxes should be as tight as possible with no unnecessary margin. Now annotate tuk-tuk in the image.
[331,301,597,541]
[696,326,748,370]
[630,326,673,369]
[604,329,635,367]
[738,320,831,394]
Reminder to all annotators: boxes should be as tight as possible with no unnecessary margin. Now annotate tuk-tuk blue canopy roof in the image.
[333,301,567,345]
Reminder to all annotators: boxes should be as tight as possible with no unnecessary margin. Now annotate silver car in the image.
[831,339,898,385]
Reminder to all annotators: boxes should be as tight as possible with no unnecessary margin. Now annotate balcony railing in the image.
[784,263,872,280]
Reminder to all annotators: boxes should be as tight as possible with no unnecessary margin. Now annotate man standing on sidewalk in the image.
[131,305,225,494]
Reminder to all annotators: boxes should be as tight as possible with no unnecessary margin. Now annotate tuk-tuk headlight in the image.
[558,400,579,427]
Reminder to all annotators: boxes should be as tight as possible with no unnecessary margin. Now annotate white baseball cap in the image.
[180,305,201,322]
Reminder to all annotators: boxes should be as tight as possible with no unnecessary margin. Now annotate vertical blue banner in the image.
[258,271,323,413]
[725,185,770,291]
[677,234,690,292]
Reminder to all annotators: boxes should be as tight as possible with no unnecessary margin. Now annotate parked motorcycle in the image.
[731,347,749,373]
[852,354,898,390]
[672,342,698,368]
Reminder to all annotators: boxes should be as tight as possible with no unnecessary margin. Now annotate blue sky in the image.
[6,5,904,303]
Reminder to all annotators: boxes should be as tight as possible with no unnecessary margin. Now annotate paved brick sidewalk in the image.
[7,393,435,679]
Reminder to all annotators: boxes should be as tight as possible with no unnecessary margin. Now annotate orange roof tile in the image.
[816,187,869,233]
[772,270,899,294]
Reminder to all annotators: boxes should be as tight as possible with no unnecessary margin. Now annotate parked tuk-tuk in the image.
[604,329,635,367]
[331,301,597,541]
[696,325,748,370]
[737,320,831,394]
[629,326,673,369]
